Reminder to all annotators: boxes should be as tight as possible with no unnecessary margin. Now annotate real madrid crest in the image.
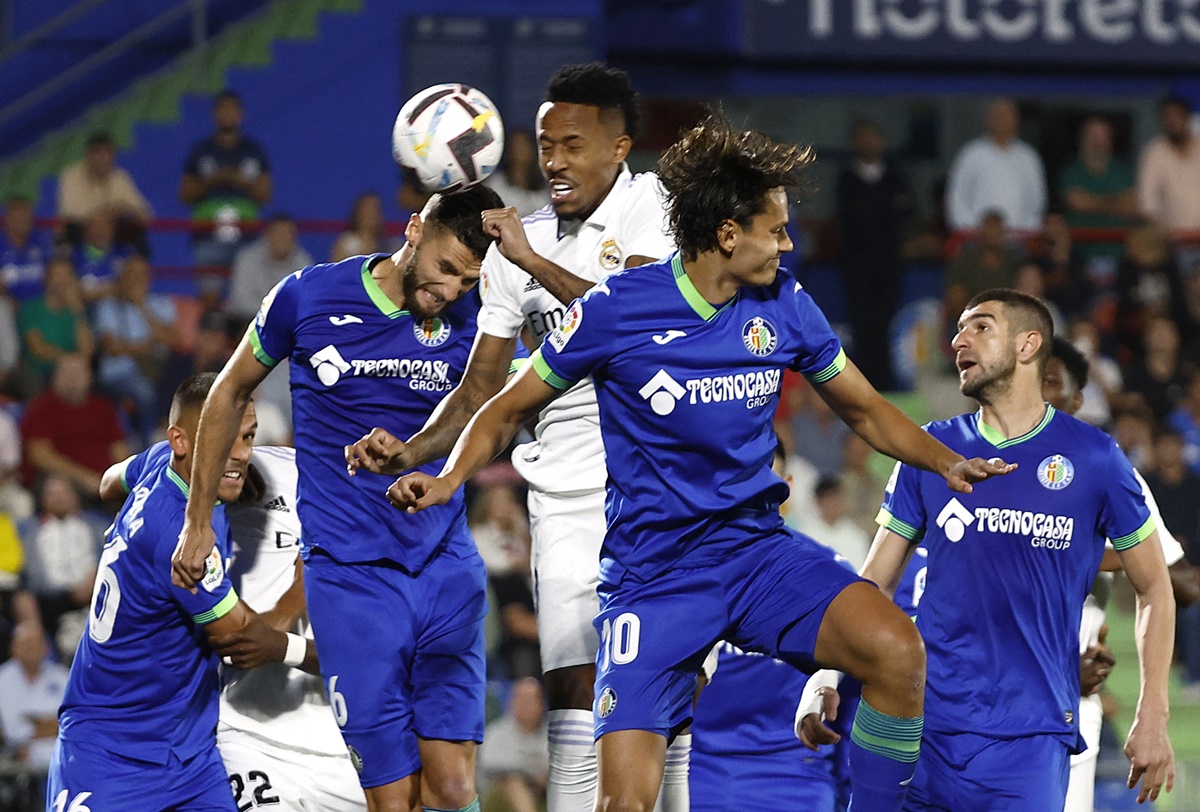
[742,316,778,357]
[414,317,451,347]
[599,237,623,271]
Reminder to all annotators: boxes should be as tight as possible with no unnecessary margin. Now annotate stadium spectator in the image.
[152,309,235,427]
[18,476,100,658]
[16,257,94,391]
[1110,405,1157,473]
[0,194,49,302]
[1137,95,1200,232]
[0,621,67,771]
[226,212,311,325]
[836,119,914,391]
[1066,319,1122,428]
[942,211,1023,334]
[56,131,152,230]
[1027,211,1091,319]
[73,210,132,303]
[0,508,22,599]
[20,354,129,495]
[179,89,272,275]
[1167,372,1200,478]
[93,254,177,443]
[945,98,1046,231]
[797,477,872,571]
[0,293,18,396]
[1115,224,1191,358]
[485,128,550,217]
[0,410,32,521]
[479,677,549,812]
[1060,116,1137,236]
[1122,316,1189,421]
[330,191,389,261]
[840,433,887,540]
[1014,263,1066,335]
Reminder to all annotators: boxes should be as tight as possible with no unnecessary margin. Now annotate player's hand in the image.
[171,519,216,593]
[1080,624,1116,696]
[795,687,841,751]
[481,207,536,268]
[386,472,456,513]
[945,456,1016,494]
[211,618,287,670]
[1124,710,1175,803]
[345,427,409,476]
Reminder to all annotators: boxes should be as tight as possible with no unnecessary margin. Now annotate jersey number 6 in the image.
[88,537,129,644]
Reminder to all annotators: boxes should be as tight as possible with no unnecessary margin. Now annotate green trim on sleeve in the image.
[531,349,575,390]
[875,508,924,542]
[119,466,130,494]
[1111,516,1156,551]
[508,357,529,376]
[247,326,280,368]
[192,588,239,625]
[806,348,848,385]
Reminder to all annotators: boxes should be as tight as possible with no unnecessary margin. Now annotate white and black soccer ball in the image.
[392,83,505,193]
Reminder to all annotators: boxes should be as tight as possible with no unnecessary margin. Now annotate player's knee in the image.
[864,614,926,695]
[365,796,420,812]
[424,773,476,810]
[597,792,653,812]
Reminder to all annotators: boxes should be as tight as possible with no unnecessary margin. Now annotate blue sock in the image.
[424,800,480,812]
[848,700,922,811]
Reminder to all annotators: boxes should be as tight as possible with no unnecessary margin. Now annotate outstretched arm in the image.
[386,364,560,512]
[1116,530,1176,804]
[346,332,516,476]
[174,337,270,589]
[815,360,1014,492]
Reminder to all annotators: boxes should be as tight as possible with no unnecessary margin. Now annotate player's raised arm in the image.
[346,331,517,476]
[175,335,272,589]
[813,359,1015,492]
[388,361,561,513]
[1115,527,1176,803]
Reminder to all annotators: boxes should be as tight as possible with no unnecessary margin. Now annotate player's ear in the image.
[612,133,632,164]
[1071,390,1084,413]
[1017,330,1043,365]
[403,213,423,246]
[717,219,738,254]
[166,424,190,458]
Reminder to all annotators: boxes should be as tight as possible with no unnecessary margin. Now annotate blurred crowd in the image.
[5,87,1200,809]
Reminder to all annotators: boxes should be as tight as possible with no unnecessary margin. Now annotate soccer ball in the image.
[392,83,505,193]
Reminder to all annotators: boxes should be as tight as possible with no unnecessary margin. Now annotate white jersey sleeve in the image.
[1133,468,1185,566]
[477,242,528,340]
[619,173,675,261]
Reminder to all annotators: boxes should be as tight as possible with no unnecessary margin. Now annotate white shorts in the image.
[528,488,606,673]
[1064,692,1103,812]
[218,727,366,812]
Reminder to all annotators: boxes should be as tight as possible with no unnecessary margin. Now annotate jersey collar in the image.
[360,256,409,320]
[166,466,190,499]
[671,253,737,322]
[974,404,1055,449]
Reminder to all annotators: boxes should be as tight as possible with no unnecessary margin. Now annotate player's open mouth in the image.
[549,181,574,203]
[221,471,243,484]
[956,357,978,374]
[417,288,445,310]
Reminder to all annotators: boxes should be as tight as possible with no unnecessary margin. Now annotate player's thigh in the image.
[416,738,476,799]
[593,566,726,740]
[724,530,866,672]
[219,730,366,812]
[528,488,605,674]
[961,734,1072,811]
[409,548,489,746]
[304,556,422,789]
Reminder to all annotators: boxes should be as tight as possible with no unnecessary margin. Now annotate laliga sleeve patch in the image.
[548,300,583,352]
[201,547,225,593]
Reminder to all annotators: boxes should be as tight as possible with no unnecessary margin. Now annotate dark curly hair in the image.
[656,114,813,260]
[423,184,504,261]
[546,63,640,139]
[1050,336,1089,393]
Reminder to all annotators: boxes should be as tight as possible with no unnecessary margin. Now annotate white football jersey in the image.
[477,166,674,494]
[218,446,346,757]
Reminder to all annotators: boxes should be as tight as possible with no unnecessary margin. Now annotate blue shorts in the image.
[690,747,838,811]
[901,729,1071,811]
[304,538,487,789]
[593,527,861,739]
[47,737,233,811]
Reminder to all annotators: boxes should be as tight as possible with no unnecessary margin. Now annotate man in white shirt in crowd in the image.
[0,620,69,771]
[479,677,551,812]
[945,98,1047,232]
[797,477,873,572]
[1137,95,1200,233]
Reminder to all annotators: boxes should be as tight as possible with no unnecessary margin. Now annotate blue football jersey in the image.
[250,255,478,570]
[534,254,845,580]
[877,408,1154,746]
[59,454,238,765]
[0,232,49,301]
[119,440,171,492]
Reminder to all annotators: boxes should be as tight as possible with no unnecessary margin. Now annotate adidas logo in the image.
[523,277,543,292]
[263,495,289,513]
